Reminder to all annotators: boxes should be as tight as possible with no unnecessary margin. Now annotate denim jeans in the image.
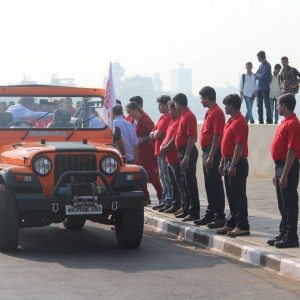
[157,155,173,206]
[243,96,255,124]
[269,98,278,123]
[257,90,272,124]
[168,163,186,210]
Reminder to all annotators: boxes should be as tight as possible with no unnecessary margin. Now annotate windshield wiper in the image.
[21,111,52,141]
[65,115,96,141]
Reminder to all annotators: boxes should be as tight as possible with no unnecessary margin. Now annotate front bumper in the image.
[16,191,144,214]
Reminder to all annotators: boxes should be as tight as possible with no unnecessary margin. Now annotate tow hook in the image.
[52,203,59,213]
[112,201,118,211]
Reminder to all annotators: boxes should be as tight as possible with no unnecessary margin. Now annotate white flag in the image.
[103,62,116,129]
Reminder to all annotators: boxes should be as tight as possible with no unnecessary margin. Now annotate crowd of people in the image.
[114,55,299,248]
[0,96,105,128]
[240,51,300,124]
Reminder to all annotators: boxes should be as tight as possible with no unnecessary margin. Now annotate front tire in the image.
[63,217,86,230]
[115,209,144,249]
[0,184,19,251]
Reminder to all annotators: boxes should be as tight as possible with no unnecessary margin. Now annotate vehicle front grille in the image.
[54,154,97,184]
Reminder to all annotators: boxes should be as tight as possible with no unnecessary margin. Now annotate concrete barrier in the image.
[196,124,277,179]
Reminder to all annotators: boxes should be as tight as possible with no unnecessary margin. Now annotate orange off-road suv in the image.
[0,85,147,251]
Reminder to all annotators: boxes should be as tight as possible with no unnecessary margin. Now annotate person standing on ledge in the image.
[255,50,272,124]
[173,93,200,222]
[217,94,250,237]
[280,56,300,96]
[268,93,300,248]
[194,86,226,229]
[269,64,282,124]
[239,62,256,124]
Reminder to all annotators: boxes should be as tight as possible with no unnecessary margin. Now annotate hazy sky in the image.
[1,0,299,93]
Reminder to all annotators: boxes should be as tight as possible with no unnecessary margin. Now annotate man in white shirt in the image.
[7,97,52,123]
[240,62,256,124]
[269,64,282,124]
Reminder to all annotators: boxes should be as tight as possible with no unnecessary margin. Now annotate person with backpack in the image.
[239,62,256,124]
[280,57,300,96]
[269,64,282,124]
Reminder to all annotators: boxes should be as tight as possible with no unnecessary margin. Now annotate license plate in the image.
[65,204,103,215]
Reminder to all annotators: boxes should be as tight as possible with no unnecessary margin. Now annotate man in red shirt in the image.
[174,93,200,222]
[160,100,184,214]
[194,86,226,229]
[125,96,149,123]
[217,94,250,237]
[148,95,172,211]
[268,93,300,248]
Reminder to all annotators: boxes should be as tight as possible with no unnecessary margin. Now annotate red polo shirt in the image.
[271,113,300,161]
[154,113,172,155]
[175,108,198,149]
[221,113,248,158]
[162,117,180,164]
[200,104,225,147]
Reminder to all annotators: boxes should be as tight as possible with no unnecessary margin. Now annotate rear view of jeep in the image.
[0,85,147,251]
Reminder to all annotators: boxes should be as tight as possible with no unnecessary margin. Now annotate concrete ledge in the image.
[145,210,300,282]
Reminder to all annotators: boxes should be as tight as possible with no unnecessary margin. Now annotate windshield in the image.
[0,96,107,129]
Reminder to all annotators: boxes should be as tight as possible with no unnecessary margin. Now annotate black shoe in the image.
[158,205,170,212]
[267,233,285,246]
[207,217,226,229]
[194,214,214,226]
[153,203,165,210]
[183,215,198,222]
[165,206,178,213]
[274,238,299,248]
[175,212,187,218]
[174,208,183,216]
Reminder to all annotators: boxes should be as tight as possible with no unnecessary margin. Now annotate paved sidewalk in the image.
[145,178,300,281]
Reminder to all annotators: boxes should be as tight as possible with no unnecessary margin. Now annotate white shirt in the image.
[269,74,281,99]
[6,104,52,122]
[89,114,106,128]
[239,73,256,98]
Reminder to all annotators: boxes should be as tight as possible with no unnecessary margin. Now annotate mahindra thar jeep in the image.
[0,85,147,251]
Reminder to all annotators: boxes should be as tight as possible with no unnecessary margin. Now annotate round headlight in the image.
[33,156,52,176]
[100,156,118,175]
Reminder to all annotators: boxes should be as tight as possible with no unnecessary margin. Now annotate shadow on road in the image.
[3,223,239,273]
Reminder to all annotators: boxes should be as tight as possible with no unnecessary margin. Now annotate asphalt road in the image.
[1,222,300,299]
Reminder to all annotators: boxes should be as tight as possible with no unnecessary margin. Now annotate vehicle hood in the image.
[0,141,119,166]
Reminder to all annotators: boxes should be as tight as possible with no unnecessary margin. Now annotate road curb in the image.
[144,210,300,282]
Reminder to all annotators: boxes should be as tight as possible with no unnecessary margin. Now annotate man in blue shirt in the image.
[255,51,272,124]
[113,105,138,164]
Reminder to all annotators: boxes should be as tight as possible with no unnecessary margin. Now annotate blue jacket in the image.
[256,61,272,92]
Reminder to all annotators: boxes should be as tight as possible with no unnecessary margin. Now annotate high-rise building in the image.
[170,63,192,94]
[153,72,163,92]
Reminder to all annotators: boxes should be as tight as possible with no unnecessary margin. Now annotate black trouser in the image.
[275,159,299,241]
[168,163,185,210]
[257,90,272,124]
[224,158,249,230]
[178,145,200,218]
[202,147,225,219]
